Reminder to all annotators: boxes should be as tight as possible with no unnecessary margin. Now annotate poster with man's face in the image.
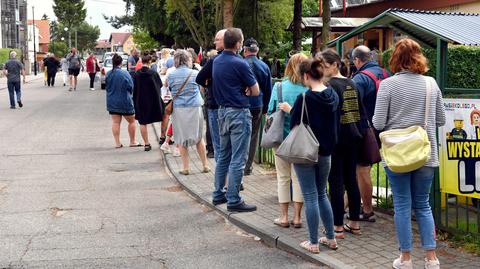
[439,99,480,198]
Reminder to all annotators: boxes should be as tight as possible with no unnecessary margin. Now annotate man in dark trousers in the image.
[352,45,389,223]
[243,38,272,175]
[211,28,259,212]
[196,29,227,160]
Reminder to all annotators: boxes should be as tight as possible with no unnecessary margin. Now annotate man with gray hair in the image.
[352,45,389,222]
[243,37,272,176]
[196,29,227,160]
[3,51,25,109]
[211,28,260,212]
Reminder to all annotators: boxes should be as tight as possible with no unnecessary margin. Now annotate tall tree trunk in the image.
[293,0,302,52]
[223,0,234,28]
[321,0,331,50]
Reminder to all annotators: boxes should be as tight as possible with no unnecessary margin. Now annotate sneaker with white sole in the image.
[393,257,412,269]
[160,142,170,152]
[90,88,95,91]
[173,148,181,157]
[424,258,440,269]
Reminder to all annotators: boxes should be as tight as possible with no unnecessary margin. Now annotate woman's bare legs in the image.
[293,202,303,224]
[124,115,137,145]
[195,139,208,168]
[179,146,189,171]
[139,124,150,146]
[111,115,122,147]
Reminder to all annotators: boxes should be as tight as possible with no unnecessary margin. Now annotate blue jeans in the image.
[208,108,220,162]
[385,166,436,252]
[212,107,252,206]
[294,155,335,244]
[7,81,21,107]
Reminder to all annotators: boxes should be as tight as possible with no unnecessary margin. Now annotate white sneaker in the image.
[173,147,181,157]
[160,142,170,152]
[393,257,413,269]
[424,258,440,269]
[90,88,95,91]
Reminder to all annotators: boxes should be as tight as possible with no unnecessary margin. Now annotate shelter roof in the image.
[287,17,371,32]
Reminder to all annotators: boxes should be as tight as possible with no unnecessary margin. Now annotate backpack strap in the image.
[359,69,388,92]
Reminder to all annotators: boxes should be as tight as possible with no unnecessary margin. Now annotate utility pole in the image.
[32,5,37,76]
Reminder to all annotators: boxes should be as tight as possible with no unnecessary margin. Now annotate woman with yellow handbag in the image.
[372,39,446,269]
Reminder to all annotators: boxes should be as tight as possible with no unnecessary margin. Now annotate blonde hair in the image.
[284,53,308,84]
[160,48,170,59]
[207,49,218,58]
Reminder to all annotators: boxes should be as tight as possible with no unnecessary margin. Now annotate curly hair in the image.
[390,38,429,74]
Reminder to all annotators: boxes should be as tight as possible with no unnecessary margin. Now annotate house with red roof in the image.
[109,32,136,53]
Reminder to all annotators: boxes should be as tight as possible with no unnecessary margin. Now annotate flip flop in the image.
[274,218,290,228]
[129,143,143,147]
[344,224,362,235]
[115,144,123,149]
[290,220,303,229]
[322,229,345,239]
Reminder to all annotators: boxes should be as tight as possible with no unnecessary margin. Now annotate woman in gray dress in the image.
[167,50,210,175]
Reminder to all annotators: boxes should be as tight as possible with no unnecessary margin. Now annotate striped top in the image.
[372,71,446,167]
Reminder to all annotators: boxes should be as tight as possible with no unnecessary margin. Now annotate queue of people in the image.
[100,28,443,269]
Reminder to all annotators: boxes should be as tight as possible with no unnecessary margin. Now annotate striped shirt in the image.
[372,71,446,167]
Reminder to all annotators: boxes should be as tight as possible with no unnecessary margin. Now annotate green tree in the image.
[49,41,69,58]
[53,0,87,47]
[76,22,100,54]
[133,28,159,51]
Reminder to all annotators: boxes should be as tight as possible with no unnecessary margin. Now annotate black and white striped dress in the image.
[372,71,446,167]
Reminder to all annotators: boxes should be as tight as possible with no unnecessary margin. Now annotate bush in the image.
[381,46,480,89]
[0,48,22,67]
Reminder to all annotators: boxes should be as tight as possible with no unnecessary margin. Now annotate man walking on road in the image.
[43,53,60,87]
[352,45,389,222]
[3,51,25,109]
[243,38,272,176]
[66,48,83,91]
[211,28,260,212]
[196,29,226,161]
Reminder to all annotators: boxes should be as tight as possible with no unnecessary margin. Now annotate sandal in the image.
[129,143,143,147]
[144,144,152,152]
[344,224,362,235]
[202,167,211,173]
[300,241,319,254]
[359,211,376,222]
[319,237,338,250]
[290,220,303,229]
[115,144,123,149]
[274,218,290,228]
[322,229,344,239]
[179,170,189,175]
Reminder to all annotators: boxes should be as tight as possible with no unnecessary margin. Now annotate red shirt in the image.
[86,56,96,73]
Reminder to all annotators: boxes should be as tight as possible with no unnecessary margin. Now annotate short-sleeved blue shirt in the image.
[212,51,257,108]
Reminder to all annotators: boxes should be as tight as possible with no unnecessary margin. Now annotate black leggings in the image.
[89,73,96,88]
[47,71,56,86]
[328,143,362,226]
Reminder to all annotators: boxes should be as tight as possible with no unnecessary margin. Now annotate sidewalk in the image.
[153,126,480,269]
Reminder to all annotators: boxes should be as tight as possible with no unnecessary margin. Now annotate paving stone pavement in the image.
[154,128,480,269]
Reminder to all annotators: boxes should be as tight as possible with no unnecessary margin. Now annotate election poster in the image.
[439,99,480,199]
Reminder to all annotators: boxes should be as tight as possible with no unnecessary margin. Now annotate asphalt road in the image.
[0,74,320,269]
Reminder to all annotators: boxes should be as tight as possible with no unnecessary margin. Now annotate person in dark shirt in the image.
[196,29,227,160]
[211,28,260,213]
[43,54,60,87]
[289,57,338,254]
[243,38,272,175]
[322,49,363,239]
[352,45,389,222]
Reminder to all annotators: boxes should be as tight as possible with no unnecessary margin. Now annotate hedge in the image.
[381,46,480,89]
[0,48,22,68]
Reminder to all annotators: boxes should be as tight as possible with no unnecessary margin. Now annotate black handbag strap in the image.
[172,71,193,101]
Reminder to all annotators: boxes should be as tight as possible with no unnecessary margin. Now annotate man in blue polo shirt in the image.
[212,28,260,212]
[243,38,272,176]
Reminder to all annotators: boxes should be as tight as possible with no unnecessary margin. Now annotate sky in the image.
[27,0,132,39]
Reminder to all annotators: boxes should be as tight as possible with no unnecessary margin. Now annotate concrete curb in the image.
[152,124,354,269]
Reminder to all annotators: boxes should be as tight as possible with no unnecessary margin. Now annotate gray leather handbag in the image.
[260,82,284,149]
[275,93,319,164]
